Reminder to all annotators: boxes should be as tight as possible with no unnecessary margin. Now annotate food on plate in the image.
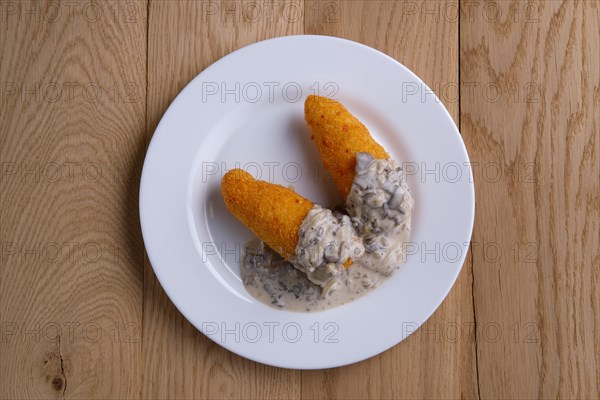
[222,168,312,260]
[305,95,414,275]
[222,169,364,287]
[220,95,414,312]
[304,94,388,198]
[345,152,414,275]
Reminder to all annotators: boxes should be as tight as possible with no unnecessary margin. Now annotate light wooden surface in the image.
[0,1,597,399]
[461,1,599,398]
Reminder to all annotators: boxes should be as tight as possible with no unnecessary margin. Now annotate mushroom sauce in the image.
[293,206,365,288]
[240,153,414,312]
[346,153,414,275]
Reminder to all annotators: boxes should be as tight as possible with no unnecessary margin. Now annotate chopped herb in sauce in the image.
[240,153,414,312]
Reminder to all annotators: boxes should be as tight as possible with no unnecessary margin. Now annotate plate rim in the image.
[140,34,475,369]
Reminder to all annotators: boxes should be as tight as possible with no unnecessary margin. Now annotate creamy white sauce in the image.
[294,206,364,287]
[346,153,414,275]
[241,239,380,312]
[240,153,414,312]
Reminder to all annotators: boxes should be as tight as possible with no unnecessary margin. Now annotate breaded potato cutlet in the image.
[304,95,388,198]
[221,169,313,260]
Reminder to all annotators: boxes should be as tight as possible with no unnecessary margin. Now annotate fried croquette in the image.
[304,95,388,198]
[221,169,313,260]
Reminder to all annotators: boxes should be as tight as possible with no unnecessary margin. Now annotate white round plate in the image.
[140,35,475,369]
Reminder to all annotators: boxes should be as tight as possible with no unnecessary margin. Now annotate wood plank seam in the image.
[459,1,481,398]
[139,1,151,400]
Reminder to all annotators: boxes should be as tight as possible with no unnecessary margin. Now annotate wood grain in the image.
[142,1,303,399]
[460,0,600,398]
[1,0,598,399]
[0,1,147,398]
[303,1,478,399]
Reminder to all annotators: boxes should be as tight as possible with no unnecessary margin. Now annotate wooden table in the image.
[1,1,598,398]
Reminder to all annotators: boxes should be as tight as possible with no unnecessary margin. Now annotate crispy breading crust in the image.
[304,95,388,198]
[221,169,314,260]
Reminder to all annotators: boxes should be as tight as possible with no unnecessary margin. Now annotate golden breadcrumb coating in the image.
[304,95,388,198]
[221,169,313,260]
